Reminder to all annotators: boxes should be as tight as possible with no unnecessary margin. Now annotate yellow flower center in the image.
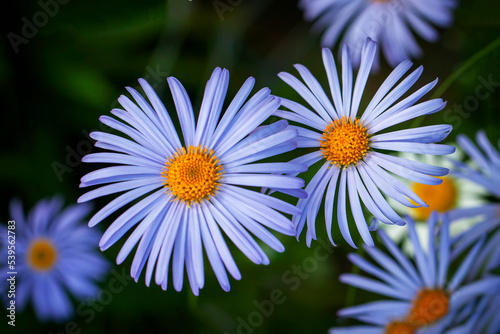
[410,176,457,221]
[320,116,370,168]
[162,145,223,206]
[407,289,449,327]
[27,238,57,272]
[384,321,416,334]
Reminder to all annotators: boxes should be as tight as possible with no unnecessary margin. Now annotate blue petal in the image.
[350,39,376,119]
[322,48,344,116]
[209,77,255,148]
[139,78,182,149]
[338,170,356,248]
[341,44,353,118]
[361,60,413,124]
[167,77,196,146]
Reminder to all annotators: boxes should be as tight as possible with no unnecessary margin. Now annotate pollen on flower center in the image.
[410,176,457,221]
[27,238,57,271]
[407,289,449,327]
[384,321,416,334]
[162,145,223,206]
[320,116,370,167]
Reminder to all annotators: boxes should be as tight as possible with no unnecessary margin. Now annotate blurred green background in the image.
[2,0,500,333]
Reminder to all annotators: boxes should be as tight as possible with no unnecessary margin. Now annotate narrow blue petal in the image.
[223,174,304,189]
[341,44,353,118]
[369,153,443,185]
[209,77,255,148]
[279,71,332,123]
[198,205,231,291]
[322,48,344,116]
[347,169,374,246]
[139,78,182,149]
[172,212,188,292]
[378,230,421,286]
[167,77,196,146]
[86,183,160,227]
[350,39,376,119]
[371,142,455,155]
[361,60,413,123]
[340,274,413,300]
[293,63,337,120]
[338,170,356,248]
[200,202,241,280]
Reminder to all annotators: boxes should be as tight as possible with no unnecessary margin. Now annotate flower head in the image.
[329,213,500,334]
[0,197,108,322]
[300,0,457,69]
[79,68,306,295]
[277,39,455,247]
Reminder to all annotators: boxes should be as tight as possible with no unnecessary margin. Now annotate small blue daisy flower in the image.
[300,0,457,69]
[79,67,307,295]
[449,131,500,275]
[0,197,108,322]
[329,213,500,334]
[277,39,455,247]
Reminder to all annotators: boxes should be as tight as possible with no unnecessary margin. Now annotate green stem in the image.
[344,246,365,307]
[431,35,500,99]
[411,35,500,128]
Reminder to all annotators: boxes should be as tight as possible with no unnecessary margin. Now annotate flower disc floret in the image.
[162,145,223,206]
[320,116,370,168]
[27,238,57,272]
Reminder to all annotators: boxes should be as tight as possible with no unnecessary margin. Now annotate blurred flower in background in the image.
[330,213,500,333]
[0,196,108,322]
[79,67,307,295]
[383,149,487,253]
[299,0,457,69]
[276,39,454,248]
[449,131,500,275]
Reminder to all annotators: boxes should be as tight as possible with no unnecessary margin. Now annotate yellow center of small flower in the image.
[27,238,57,272]
[384,321,416,334]
[407,289,449,328]
[410,176,458,221]
[320,116,370,168]
[162,145,223,206]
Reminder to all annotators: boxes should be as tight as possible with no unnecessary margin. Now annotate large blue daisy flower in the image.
[79,67,306,295]
[277,39,455,247]
[449,131,500,275]
[300,0,457,69]
[0,197,108,322]
[329,213,500,334]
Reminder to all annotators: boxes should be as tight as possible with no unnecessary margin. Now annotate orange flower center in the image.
[384,321,416,334]
[162,145,223,206]
[410,176,457,220]
[407,289,449,327]
[320,116,370,167]
[27,238,58,272]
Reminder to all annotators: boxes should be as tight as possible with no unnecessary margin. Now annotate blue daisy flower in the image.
[79,67,307,295]
[329,213,500,334]
[277,39,455,247]
[449,131,500,275]
[300,0,457,69]
[0,196,108,322]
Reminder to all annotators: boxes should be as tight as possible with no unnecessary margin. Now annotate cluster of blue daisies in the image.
[2,0,499,332]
